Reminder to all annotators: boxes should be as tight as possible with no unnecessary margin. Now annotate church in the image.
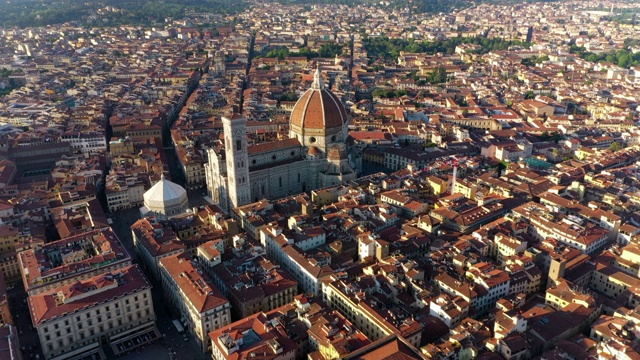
[204,67,362,212]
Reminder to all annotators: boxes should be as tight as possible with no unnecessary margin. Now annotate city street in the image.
[9,284,44,360]
[109,207,209,360]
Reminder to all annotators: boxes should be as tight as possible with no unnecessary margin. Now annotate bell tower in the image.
[222,114,251,210]
[213,50,226,77]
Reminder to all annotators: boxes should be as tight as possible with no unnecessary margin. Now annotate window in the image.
[279,177,282,187]
[236,139,241,151]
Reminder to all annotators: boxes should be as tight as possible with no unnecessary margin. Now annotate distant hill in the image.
[263,0,558,15]
[0,0,559,28]
[0,0,247,28]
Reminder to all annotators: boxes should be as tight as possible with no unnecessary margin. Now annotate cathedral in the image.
[204,67,362,212]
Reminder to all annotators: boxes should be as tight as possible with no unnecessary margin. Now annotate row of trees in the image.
[372,89,408,98]
[521,55,550,66]
[571,44,640,69]
[257,42,346,60]
[364,36,531,60]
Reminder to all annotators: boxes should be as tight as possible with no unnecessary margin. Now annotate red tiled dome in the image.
[290,68,347,131]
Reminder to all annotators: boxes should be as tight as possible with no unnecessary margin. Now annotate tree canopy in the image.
[0,0,248,28]
[364,36,530,61]
[572,42,640,69]
[257,42,345,60]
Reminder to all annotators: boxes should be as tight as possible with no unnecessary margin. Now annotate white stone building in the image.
[140,174,188,219]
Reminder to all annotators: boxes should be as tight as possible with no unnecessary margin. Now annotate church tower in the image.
[212,50,226,77]
[222,114,251,210]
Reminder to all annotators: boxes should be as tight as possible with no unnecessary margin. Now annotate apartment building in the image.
[0,225,21,284]
[205,237,297,319]
[260,222,331,296]
[18,228,132,296]
[209,312,297,360]
[0,324,20,360]
[322,277,422,348]
[131,217,185,280]
[159,253,231,353]
[513,202,610,255]
[29,265,157,360]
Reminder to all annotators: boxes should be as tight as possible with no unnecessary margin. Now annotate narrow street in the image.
[108,209,208,360]
[102,67,210,359]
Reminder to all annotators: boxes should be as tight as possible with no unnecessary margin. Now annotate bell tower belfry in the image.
[222,114,251,210]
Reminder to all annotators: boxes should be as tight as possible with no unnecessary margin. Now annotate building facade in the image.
[29,265,157,360]
[159,253,231,353]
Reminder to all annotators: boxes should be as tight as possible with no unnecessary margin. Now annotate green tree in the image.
[317,42,344,58]
[428,67,447,84]
[609,142,621,152]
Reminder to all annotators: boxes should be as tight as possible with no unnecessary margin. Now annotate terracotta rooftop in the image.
[159,253,229,313]
[28,264,150,326]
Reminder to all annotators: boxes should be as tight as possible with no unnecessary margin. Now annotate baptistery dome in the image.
[141,174,188,219]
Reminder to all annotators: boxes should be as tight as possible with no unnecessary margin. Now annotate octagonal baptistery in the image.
[142,174,188,218]
[289,67,349,153]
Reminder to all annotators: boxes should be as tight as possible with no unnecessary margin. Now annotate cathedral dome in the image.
[289,67,348,135]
